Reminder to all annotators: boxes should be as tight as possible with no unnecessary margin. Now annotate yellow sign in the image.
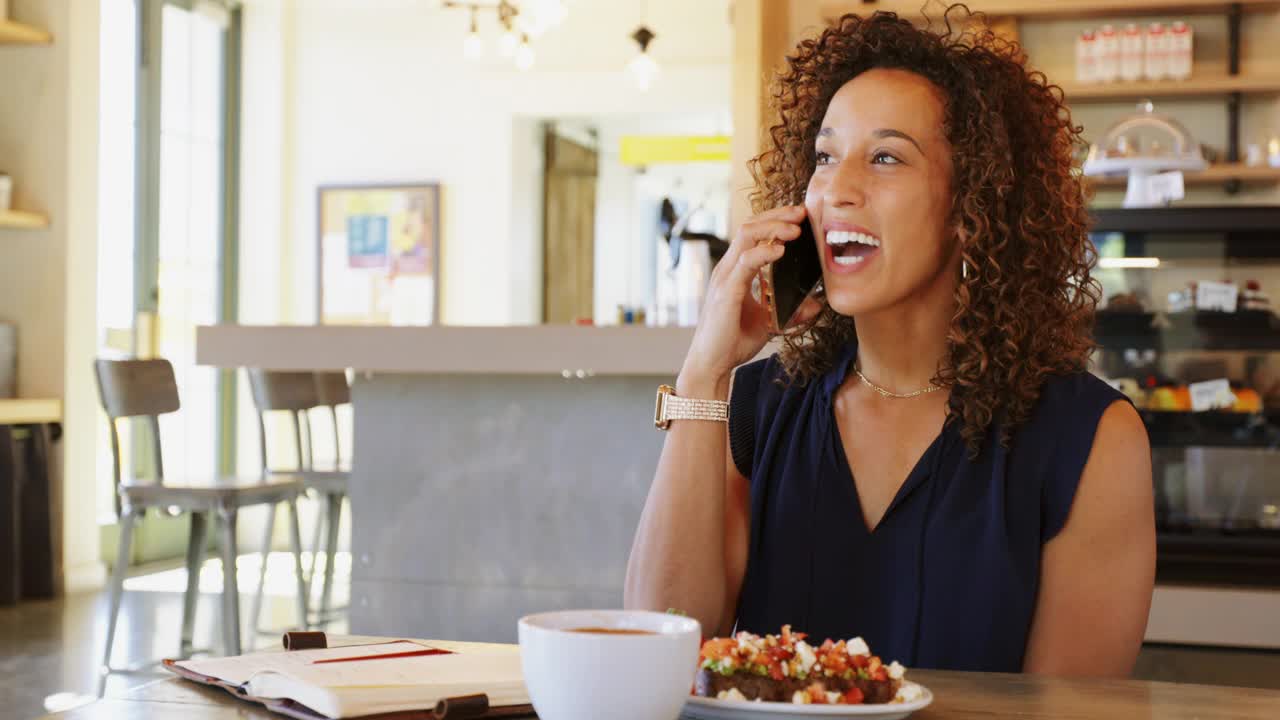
[619,135,731,166]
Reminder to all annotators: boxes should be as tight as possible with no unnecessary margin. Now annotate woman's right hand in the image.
[678,205,811,396]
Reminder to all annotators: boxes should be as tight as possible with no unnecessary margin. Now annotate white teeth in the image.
[833,254,866,266]
[826,231,880,247]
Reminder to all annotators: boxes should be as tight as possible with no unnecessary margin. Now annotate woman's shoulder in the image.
[1030,369,1129,423]
[1004,369,1134,476]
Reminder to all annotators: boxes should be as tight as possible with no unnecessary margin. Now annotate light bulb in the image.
[498,29,518,57]
[515,39,535,71]
[628,51,659,91]
[463,31,483,60]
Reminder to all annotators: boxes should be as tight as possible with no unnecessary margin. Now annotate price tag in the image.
[1195,281,1239,312]
[1145,171,1186,205]
[1189,378,1235,412]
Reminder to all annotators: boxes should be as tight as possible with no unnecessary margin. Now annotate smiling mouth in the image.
[826,230,880,267]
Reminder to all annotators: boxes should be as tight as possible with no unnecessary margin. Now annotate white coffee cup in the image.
[517,609,701,720]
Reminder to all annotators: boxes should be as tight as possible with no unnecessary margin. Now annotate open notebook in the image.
[168,637,532,719]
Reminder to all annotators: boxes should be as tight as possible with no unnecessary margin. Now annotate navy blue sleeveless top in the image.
[728,338,1127,673]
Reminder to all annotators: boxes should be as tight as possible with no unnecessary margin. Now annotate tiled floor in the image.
[2,561,1279,719]
[0,552,349,719]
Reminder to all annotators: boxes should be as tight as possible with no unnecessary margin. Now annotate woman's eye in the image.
[872,151,901,165]
[815,151,834,166]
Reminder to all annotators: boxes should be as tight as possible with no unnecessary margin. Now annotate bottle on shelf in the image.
[1120,24,1144,82]
[1076,30,1098,84]
[1169,21,1193,80]
[1145,22,1169,81]
[1097,25,1120,83]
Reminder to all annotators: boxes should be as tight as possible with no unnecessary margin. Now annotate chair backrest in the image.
[247,370,320,412]
[93,358,177,493]
[313,372,351,466]
[94,358,180,420]
[314,371,350,408]
[247,369,320,474]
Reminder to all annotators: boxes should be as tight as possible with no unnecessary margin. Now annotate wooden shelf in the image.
[0,399,61,425]
[0,209,49,230]
[1060,74,1280,101]
[1088,163,1280,188]
[824,0,1280,21]
[0,18,52,45]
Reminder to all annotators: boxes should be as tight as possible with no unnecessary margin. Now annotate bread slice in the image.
[695,667,900,704]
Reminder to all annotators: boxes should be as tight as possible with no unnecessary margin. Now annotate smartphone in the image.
[759,217,823,335]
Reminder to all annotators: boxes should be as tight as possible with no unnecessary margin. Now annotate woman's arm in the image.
[1022,400,1155,677]
[622,377,751,636]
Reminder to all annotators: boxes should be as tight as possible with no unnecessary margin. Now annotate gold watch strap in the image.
[654,384,729,430]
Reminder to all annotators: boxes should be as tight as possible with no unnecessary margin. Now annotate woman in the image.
[624,8,1155,677]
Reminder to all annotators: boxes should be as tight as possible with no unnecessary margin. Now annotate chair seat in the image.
[120,473,305,509]
[300,467,349,496]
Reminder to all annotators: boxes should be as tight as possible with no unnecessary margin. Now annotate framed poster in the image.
[317,183,441,325]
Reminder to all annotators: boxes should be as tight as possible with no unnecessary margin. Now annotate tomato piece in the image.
[872,668,889,682]
[851,654,869,669]
[699,638,737,662]
[843,687,865,705]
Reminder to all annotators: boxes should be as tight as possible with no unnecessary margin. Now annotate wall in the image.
[0,0,102,592]
[239,0,732,328]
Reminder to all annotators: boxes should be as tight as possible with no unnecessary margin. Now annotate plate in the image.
[681,683,933,720]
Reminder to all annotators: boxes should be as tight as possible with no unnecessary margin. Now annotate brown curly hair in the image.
[751,4,1100,456]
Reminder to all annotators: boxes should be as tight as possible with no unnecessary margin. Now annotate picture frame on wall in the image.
[317,182,441,325]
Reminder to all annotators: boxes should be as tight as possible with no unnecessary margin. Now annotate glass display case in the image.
[1090,207,1280,587]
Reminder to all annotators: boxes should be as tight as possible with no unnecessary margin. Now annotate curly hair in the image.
[751,4,1100,456]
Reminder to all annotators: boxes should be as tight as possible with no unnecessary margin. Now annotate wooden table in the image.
[36,637,1280,719]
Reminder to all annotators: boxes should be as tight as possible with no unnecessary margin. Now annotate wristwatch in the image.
[654,384,730,430]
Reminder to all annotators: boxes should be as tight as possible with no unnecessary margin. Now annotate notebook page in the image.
[175,641,436,686]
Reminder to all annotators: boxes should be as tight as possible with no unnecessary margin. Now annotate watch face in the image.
[655,384,675,429]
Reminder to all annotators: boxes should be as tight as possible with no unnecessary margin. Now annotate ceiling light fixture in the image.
[444,1,564,69]
[628,25,659,92]
[462,6,483,60]
[515,34,536,71]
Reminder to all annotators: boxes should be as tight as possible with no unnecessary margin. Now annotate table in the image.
[35,636,1280,719]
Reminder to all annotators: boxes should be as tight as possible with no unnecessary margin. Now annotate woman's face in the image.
[804,68,956,318]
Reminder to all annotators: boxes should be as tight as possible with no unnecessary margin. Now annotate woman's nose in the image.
[823,159,868,209]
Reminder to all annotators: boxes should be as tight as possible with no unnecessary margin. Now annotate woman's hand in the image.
[678,205,813,394]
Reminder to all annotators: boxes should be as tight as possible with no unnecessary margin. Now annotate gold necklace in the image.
[853,363,941,399]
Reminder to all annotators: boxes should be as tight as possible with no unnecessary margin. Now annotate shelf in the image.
[823,0,1280,21]
[0,19,52,45]
[1141,409,1280,448]
[0,209,49,230]
[1060,74,1280,101]
[1087,163,1280,188]
[0,399,61,425]
[1096,310,1280,352]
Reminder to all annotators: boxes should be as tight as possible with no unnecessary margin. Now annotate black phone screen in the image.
[769,220,823,330]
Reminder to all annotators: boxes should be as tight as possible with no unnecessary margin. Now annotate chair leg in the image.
[287,496,309,629]
[217,506,241,656]
[306,491,324,600]
[102,507,136,674]
[320,492,343,622]
[247,502,276,646]
[179,511,209,658]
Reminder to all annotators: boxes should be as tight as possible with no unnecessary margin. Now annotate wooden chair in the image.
[94,358,308,669]
[245,369,351,633]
